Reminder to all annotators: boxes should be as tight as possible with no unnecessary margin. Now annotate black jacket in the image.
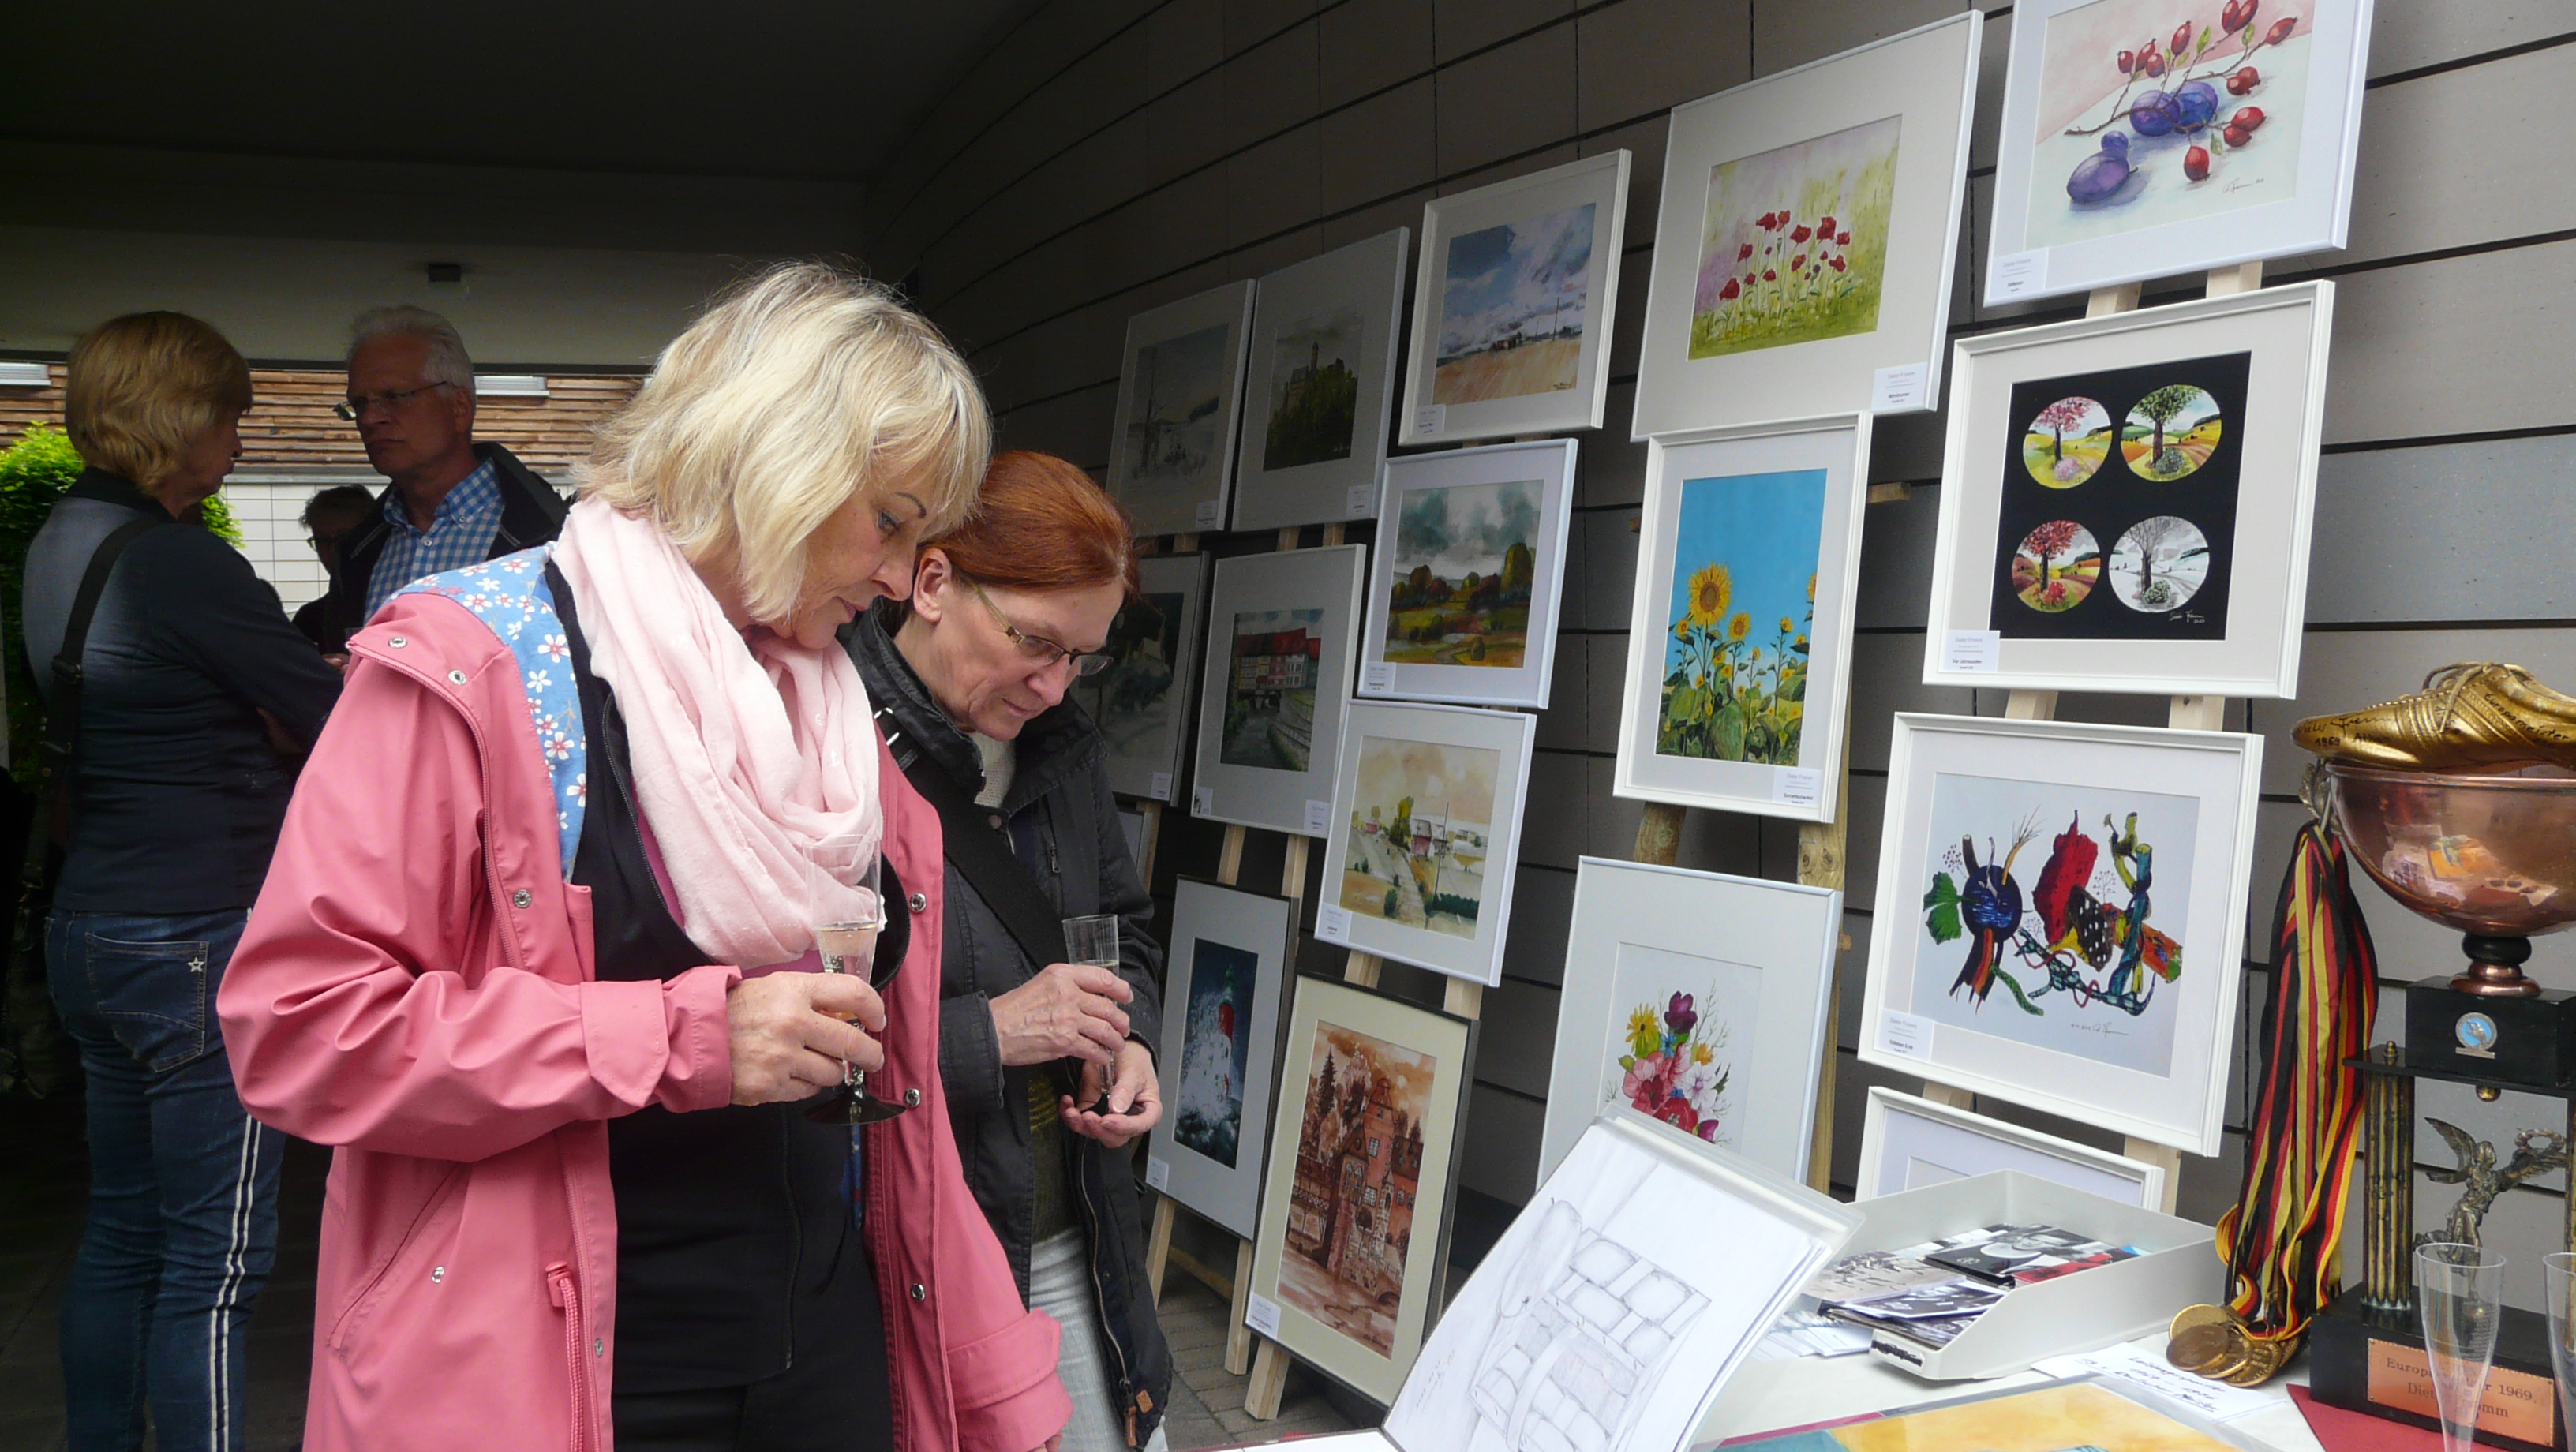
[844,608,1172,1446]
[303,441,567,652]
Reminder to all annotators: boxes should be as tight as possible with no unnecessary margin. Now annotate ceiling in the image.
[0,1,1034,183]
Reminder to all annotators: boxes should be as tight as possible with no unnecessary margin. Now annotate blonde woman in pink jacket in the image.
[219,264,1073,1452]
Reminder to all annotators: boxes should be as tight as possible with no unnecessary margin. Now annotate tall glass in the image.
[2545,1253,2576,1452]
[2417,1242,2507,1452]
[807,867,906,1125]
[1061,914,1122,1114]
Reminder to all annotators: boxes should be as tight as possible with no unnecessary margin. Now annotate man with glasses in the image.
[303,306,566,650]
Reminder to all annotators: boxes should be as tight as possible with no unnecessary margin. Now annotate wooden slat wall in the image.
[858,0,2576,1300]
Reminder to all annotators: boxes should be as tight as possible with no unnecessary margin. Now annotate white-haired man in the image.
[310,307,566,649]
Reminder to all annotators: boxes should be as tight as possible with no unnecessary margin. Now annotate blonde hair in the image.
[581,263,990,623]
[64,312,254,487]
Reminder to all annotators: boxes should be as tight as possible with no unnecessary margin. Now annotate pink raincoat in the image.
[219,584,1071,1452]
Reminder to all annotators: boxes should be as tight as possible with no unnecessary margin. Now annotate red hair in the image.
[931,450,1139,599]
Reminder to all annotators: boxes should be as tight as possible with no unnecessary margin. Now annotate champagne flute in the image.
[807,865,908,1125]
[2417,1241,2506,1452]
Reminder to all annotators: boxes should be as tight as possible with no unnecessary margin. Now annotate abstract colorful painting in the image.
[1280,1021,1437,1355]
[1989,351,2248,643]
[1912,770,2201,1076]
[1383,477,1543,670]
[1121,322,1234,485]
[2025,0,2316,250]
[1433,204,1597,406]
[1340,735,1500,940]
[1264,306,1364,470]
[1219,608,1325,771]
[1690,115,1901,360]
[1172,938,1257,1168]
[1656,469,1827,766]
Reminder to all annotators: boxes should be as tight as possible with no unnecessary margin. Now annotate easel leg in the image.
[1923,1083,1975,1110]
[1224,1237,1256,1375]
[1245,1338,1289,1419]
[2125,1136,2185,1216]
[1146,1195,1174,1302]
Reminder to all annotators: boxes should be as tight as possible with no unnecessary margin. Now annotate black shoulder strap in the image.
[46,515,167,766]
[889,720,1069,970]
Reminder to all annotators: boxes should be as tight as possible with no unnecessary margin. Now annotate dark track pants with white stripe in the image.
[48,908,279,1452]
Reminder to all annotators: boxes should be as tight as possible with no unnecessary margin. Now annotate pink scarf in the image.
[551,496,881,967]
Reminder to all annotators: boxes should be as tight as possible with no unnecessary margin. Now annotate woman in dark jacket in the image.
[845,450,1173,1452]
[24,312,343,1452]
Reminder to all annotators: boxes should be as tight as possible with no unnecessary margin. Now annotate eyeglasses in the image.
[960,576,1114,678]
[333,382,451,421]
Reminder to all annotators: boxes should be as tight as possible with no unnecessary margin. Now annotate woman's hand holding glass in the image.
[989,964,1132,1067]
[726,971,886,1106]
[1060,1040,1161,1147]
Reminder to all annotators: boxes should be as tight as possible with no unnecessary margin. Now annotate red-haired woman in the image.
[844,451,1170,1452]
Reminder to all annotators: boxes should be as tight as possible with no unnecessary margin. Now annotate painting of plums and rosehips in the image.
[2027,0,2308,248]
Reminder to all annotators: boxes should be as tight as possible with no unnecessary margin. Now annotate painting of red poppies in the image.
[1690,116,1900,360]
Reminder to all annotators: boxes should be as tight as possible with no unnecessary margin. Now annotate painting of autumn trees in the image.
[2011,519,2102,612]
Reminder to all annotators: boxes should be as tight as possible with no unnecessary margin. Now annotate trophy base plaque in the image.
[2404,975,2576,1088]
[2308,1289,2566,1452]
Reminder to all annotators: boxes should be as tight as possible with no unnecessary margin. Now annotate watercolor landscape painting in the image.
[1691,115,1901,360]
[1383,478,1542,670]
[1122,322,1234,486]
[1079,589,1186,777]
[1173,938,1259,1168]
[1282,1021,1436,1355]
[1220,608,1325,772]
[1433,204,1597,406]
[1656,470,1825,766]
[2026,0,2316,249]
[1912,771,2200,1077]
[1264,306,1364,470]
[1341,735,1500,941]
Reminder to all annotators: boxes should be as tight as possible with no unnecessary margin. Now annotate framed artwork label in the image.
[1145,1156,1171,1192]
[1772,767,1823,809]
[1245,1292,1282,1338]
[1881,1009,1936,1060]
[1303,799,1331,836]
[1193,500,1222,528]
[1347,485,1373,517]
[1413,404,1446,436]
[1943,630,2001,672]
[2368,1339,2556,1443]
[1871,363,1929,414]
[1316,904,1354,944]
[1151,771,1173,801]
[1993,249,2046,298]
[1192,785,1216,815]
[1362,663,1395,693]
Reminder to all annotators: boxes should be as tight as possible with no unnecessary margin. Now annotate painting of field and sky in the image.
[1433,204,1597,406]
[1341,735,1500,941]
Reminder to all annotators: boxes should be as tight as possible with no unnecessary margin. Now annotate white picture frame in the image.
[1080,552,1209,804]
[1232,229,1411,531]
[1107,280,1258,537]
[1631,12,1981,436]
[1148,878,1296,1242]
[1397,151,1631,447]
[1985,0,2376,306]
[1859,713,2261,1157]
[1856,1087,2169,1208]
[1383,1110,1859,1452]
[1614,415,1870,822]
[1314,701,1537,986]
[1248,973,1477,1405]
[1357,439,1578,709]
[1922,281,2333,698]
[1189,544,1366,835]
[1537,858,1842,1186]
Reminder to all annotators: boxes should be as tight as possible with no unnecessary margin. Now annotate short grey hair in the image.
[348,305,474,390]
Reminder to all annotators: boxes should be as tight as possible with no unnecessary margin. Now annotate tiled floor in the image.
[2,1091,1354,1451]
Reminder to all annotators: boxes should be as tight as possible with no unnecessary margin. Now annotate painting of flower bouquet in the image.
[1655,469,1825,765]
[1689,116,1900,361]
[1615,991,1736,1145]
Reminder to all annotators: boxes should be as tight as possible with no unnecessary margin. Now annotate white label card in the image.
[1870,363,1929,414]
[1144,1156,1171,1192]
[1992,249,2047,299]
[1413,403,1446,436]
[1880,1010,1935,1061]
[1347,484,1374,518]
[1942,630,2001,674]
[1362,662,1395,693]
[2033,1345,2278,1421]
[1245,1293,1282,1338]
[1193,499,1222,528]
[1316,904,1354,944]
[1771,768,1823,809]
[1149,771,1173,802]
[1302,799,1331,836]
[1191,785,1215,816]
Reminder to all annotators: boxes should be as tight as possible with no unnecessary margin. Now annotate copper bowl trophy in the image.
[2308,762,2576,1452]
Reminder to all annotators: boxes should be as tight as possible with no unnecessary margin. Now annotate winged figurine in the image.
[2421,1120,2570,1248]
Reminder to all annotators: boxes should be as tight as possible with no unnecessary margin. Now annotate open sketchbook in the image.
[1252,1108,1858,1452]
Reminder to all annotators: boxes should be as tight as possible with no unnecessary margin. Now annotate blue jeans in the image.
[47,908,280,1452]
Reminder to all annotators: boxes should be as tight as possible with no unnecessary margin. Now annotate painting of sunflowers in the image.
[1656,469,1826,766]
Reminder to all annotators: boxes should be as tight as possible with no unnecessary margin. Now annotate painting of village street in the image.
[1432,203,1597,406]
[1340,735,1498,941]
[1264,307,1362,470]
[1282,1021,1436,1356]
[1121,321,1233,487]
[1383,477,1541,669]
[1220,609,1324,772]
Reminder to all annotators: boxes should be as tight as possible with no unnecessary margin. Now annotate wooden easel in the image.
[1918,264,2264,1218]
[1141,523,1346,1381]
